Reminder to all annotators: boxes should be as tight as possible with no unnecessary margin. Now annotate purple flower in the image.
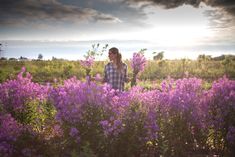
[0,67,50,112]
[21,148,33,157]
[0,113,24,156]
[1,67,233,155]
[95,73,102,81]
[69,127,79,137]
[80,56,95,69]
[100,120,109,127]
[131,52,146,74]
[226,126,235,144]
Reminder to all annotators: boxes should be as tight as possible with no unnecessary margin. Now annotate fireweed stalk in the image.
[80,56,95,84]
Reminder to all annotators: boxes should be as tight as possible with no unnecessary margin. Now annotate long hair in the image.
[109,47,124,73]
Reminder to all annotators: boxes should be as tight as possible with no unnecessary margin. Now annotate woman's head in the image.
[108,47,119,62]
[108,47,123,72]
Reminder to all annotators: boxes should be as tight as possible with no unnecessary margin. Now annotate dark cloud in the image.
[125,0,201,9]
[0,0,120,26]
[204,0,235,16]
[126,0,235,15]
[203,9,234,29]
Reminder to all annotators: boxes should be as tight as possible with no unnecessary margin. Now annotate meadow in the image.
[1,54,235,85]
[0,53,235,157]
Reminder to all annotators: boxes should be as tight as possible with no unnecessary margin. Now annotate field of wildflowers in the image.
[0,52,235,157]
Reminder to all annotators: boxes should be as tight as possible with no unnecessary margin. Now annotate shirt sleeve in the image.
[124,64,128,82]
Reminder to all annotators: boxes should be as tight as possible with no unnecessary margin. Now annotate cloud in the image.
[125,0,201,9]
[126,0,235,16]
[0,0,121,26]
[125,0,235,34]
[203,9,234,29]
[205,0,235,16]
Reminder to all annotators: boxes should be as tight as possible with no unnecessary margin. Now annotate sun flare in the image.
[140,24,215,47]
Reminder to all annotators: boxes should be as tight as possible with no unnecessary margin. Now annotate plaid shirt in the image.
[104,62,128,91]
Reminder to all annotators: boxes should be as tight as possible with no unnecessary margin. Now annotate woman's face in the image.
[108,51,116,61]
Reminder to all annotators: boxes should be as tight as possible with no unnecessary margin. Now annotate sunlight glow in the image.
[144,25,215,46]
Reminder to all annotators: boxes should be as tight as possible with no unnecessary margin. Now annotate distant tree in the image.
[38,53,43,60]
[52,56,57,60]
[197,54,211,61]
[0,57,7,60]
[211,54,235,61]
[0,43,2,58]
[222,55,232,66]
[19,56,28,61]
[9,58,17,61]
[153,51,164,60]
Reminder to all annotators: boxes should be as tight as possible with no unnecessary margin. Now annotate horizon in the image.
[0,39,235,61]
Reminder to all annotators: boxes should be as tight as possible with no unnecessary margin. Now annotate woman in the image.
[103,47,128,91]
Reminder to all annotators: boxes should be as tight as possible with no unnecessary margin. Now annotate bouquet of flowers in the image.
[130,51,146,87]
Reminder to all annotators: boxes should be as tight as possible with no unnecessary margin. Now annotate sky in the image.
[0,0,235,60]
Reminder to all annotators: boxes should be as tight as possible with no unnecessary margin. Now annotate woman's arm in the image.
[124,64,129,82]
[103,65,108,83]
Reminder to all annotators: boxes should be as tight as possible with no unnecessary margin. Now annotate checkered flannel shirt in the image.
[104,62,128,91]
